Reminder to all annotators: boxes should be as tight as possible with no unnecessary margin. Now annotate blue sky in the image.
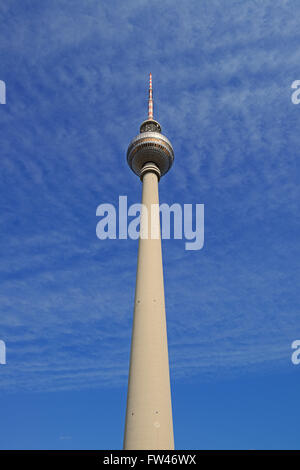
[0,0,299,449]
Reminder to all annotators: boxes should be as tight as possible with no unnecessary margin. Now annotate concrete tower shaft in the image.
[124,74,174,450]
[123,169,174,449]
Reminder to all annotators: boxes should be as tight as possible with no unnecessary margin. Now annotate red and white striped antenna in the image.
[148,72,153,120]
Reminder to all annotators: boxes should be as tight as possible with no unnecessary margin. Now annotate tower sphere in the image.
[127,75,174,179]
[127,123,174,178]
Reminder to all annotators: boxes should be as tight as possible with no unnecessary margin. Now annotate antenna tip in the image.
[148,73,153,119]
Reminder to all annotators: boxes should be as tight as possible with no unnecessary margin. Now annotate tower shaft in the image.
[123,167,174,450]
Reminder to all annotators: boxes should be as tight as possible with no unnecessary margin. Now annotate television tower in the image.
[124,74,174,450]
